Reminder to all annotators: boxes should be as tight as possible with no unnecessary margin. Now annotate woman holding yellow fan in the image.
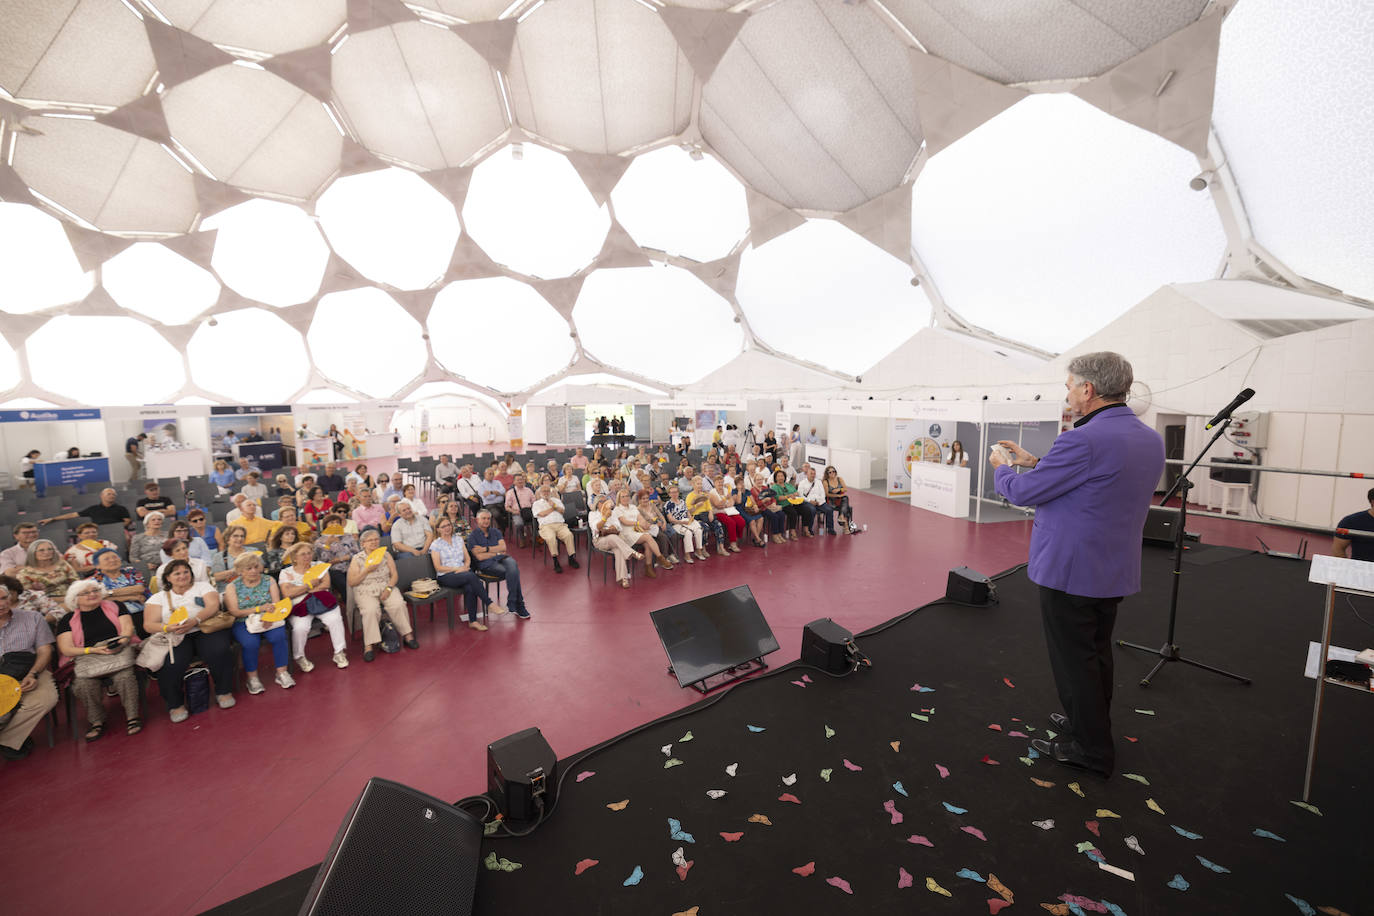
[347,528,416,662]
[143,559,236,723]
[277,543,349,671]
[224,552,292,695]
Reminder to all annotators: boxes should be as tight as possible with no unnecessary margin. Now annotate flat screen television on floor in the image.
[650,585,780,691]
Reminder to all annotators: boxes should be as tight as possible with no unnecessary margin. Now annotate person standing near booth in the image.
[989,351,1163,779]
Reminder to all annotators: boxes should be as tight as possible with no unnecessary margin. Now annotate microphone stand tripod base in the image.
[1116,639,1251,688]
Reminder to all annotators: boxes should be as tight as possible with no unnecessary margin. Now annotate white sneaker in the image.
[332,651,349,668]
[684,554,694,564]
[295,655,316,673]
[246,674,264,695]
[217,694,236,709]
[275,669,296,689]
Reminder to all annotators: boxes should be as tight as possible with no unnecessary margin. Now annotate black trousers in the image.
[155,629,236,708]
[1038,585,1121,774]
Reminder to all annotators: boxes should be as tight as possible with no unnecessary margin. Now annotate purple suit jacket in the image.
[994,405,1164,598]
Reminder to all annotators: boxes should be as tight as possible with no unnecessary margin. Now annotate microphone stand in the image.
[1117,416,1252,687]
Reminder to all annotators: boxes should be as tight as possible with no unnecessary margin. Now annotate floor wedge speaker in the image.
[298,777,481,916]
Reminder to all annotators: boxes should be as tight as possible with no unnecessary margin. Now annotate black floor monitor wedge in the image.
[298,778,481,916]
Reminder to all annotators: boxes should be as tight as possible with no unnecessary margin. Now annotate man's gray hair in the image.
[1067,351,1134,402]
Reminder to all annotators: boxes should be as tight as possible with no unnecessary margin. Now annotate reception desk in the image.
[829,447,870,489]
[34,457,111,495]
[909,462,970,519]
[804,443,828,469]
[235,441,286,472]
[364,433,395,459]
[145,448,205,481]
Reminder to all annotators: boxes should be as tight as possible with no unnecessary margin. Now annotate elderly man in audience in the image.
[129,512,168,581]
[0,581,59,760]
[663,484,707,563]
[234,498,277,545]
[234,456,258,480]
[797,463,835,535]
[351,487,387,533]
[389,501,434,556]
[240,471,268,506]
[570,448,589,471]
[776,454,798,484]
[317,462,346,496]
[531,484,579,574]
[477,466,509,528]
[435,454,459,495]
[468,509,529,619]
[0,522,39,575]
[453,465,481,518]
[505,472,537,547]
[225,493,249,525]
[41,487,132,529]
[135,481,175,519]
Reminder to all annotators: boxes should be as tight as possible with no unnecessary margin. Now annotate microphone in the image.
[1204,388,1254,430]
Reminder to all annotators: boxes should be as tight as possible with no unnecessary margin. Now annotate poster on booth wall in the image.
[140,416,182,448]
[774,412,790,455]
[889,418,948,497]
[508,408,523,450]
[418,405,430,455]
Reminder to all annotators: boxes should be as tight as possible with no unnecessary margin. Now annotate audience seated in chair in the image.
[276,541,347,670]
[225,552,292,695]
[144,559,236,723]
[0,580,58,760]
[431,517,493,630]
[55,579,139,742]
[347,527,416,662]
[468,510,529,618]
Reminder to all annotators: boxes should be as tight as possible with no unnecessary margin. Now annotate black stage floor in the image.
[208,547,1366,915]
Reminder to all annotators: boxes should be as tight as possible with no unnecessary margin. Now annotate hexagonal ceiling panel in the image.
[611,146,748,263]
[29,316,184,404]
[0,0,155,108]
[201,199,330,307]
[506,0,693,154]
[0,203,94,314]
[333,20,506,171]
[0,333,21,394]
[162,63,341,200]
[11,116,199,234]
[911,94,1226,353]
[155,0,346,55]
[737,219,929,376]
[462,143,610,279]
[701,0,921,213]
[316,167,460,290]
[429,276,576,392]
[101,242,221,325]
[188,308,310,402]
[882,0,1208,83]
[574,265,743,385]
[309,288,427,397]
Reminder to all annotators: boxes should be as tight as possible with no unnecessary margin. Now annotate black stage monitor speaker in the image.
[946,567,992,605]
[801,618,856,674]
[298,777,481,916]
[488,727,557,824]
[1208,457,1254,484]
[1142,506,1179,546]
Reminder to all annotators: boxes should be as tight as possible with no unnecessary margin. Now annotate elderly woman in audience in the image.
[18,539,79,623]
[294,474,316,506]
[224,552,292,694]
[557,463,582,494]
[277,541,348,670]
[346,463,373,490]
[771,468,805,540]
[55,579,139,741]
[348,527,417,661]
[429,494,452,528]
[275,505,313,543]
[263,524,300,577]
[751,469,786,544]
[824,466,858,533]
[129,512,167,581]
[90,548,147,632]
[663,484,707,563]
[686,476,727,557]
[64,521,119,575]
[210,458,236,493]
[611,487,672,577]
[585,471,610,508]
[430,516,491,630]
[157,538,211,585]
[210,524,252,593]
[708,475,745,552]
[166,519,213,563]
[313,514,358,597]
[735,473,767,547]
[273,473,294,497]
[331,500,359,536]
[145,559,236,721]
[441,498,467,537]
[187,508,220,551]
[591,496,641,589]
[633,489,677,563]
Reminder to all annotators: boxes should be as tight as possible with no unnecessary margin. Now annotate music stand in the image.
[1117,418,1252,688]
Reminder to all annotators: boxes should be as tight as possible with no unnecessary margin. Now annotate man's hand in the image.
[997,439,1038,469]
[19,674,37,693]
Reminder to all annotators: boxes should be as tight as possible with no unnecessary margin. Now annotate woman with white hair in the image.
[17,539,79,623]
[224,551,292,694]
[128,511,167,582]
[54,580,140,741]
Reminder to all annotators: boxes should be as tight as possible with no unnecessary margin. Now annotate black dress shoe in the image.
[403,636,419,650]
[1030,738,1110,777]
[0,742,32,761]
[363,648,376,662]
[567,556,580,569]
[1049,712,1070,730]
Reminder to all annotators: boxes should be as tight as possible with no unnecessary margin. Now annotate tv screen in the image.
[650,585,780,688]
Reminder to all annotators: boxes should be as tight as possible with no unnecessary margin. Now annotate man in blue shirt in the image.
[477,467,509,528]
[1333,488,1374,562]
[468,509,529,619]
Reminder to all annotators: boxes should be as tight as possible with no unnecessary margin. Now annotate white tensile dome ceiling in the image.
[0,0,1368,407]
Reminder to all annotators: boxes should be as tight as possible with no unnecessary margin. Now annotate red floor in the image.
[0,475,1315,916]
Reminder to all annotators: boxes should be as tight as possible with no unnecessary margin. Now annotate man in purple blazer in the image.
[991,352,1164,777]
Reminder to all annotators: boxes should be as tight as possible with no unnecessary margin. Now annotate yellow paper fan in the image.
[168,607,189,626]
[366,546,388,566]
[80,539,105,551]
[261,598,291,622]
[0,674,21,717]
[304,562,331,584]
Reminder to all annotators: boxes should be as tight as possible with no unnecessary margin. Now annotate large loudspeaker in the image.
[946,567,992,605]
[298,778,481,916]
[1142,506,1179,546]
[488,727,558,824]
